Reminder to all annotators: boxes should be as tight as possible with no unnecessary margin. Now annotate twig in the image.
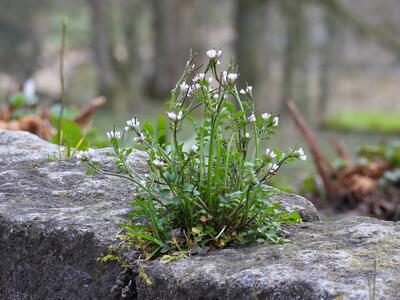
[286,100,338,199]
[330,137,350,161]
[74,96,107,127]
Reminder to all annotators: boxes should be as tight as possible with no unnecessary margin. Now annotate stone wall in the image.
[1,129,399,299]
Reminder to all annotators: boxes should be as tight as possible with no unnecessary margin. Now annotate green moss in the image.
[323,111,400,133]
[139,267,153,287]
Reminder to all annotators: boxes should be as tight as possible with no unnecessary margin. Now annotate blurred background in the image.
[1,0,400,218]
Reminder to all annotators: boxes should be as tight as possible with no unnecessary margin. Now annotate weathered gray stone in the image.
[0,129,323,299]
[0,130,140,299]
[137,217,400,300]
[270,193,320,222]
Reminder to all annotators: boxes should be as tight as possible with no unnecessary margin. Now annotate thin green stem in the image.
[253,124,259,161]
[206,114,217,205]
[224,133,236,187]
[57,18,67,143]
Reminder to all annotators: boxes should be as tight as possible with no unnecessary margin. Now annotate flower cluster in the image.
[80,49,306,258]
[206,48,223,64]
[123,117,147,144]
[295,148,307,161]
[107,131,121,140]
[152,157,165,167]
[76,148,95,163]
[125,118,140,131]
[167,111,183,122]
[222,71,238,84]
[240,86,253,96]
[265,148,277,159]
[248,114,256,123]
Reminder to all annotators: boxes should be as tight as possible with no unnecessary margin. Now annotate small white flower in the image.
[222,71,238,83]
[240,86,253,95]
[295,148,307,160]
[206,48,223,60]
[208,77,213,84]
[272,116,279,126]
[261,113,271,121]
[106,131,121,140]
[177,111,183,120]
[248,114,256,123]
[222,71,228,83]
[140,180,146,186]
[133,133,146,144]
[296,147,305,156]
[193,73,205,83]
[227,73,238,82]
[191,83,201,91]
[206,48,217,59]
[167,111,183,122]
[265,148,276,159]
[180,81,189,92]
[126,118,140,131]
[213,94,219,100]
[76,148,95,162]
[245,132,251,139]
[268,163,279,173]
[167,112,177,121]
[190,144,199,153]
[153,158,165,167]
[186,61,196,70]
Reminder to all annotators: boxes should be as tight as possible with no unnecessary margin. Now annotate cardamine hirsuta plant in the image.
[77,49,306,258]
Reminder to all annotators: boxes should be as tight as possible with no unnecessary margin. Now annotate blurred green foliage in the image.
[324,111,400,133]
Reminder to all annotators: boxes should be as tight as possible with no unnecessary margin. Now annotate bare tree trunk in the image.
[192,0,213,52]
[280,0,310,118]
[109,0,144,112]
[87,0,116,109]
[0,0,48,82]
[314,0,400,59]
[235,0,270,96]
[150,0,195,98]
[318,11,343,119]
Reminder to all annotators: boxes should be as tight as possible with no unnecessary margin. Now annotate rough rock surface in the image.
[270,193,319,222]
[0,130,318,299]
[137,217,400,300]
[0,130,141,299]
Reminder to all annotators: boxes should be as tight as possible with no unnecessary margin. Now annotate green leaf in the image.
[51,120,89,150]
[163,171,178,184]
[235,111,246,119]
[9,93,26,107]
[223,102,235,114]
[126,229,167,247]
[183,183,194,192]
[143,122,155,135]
